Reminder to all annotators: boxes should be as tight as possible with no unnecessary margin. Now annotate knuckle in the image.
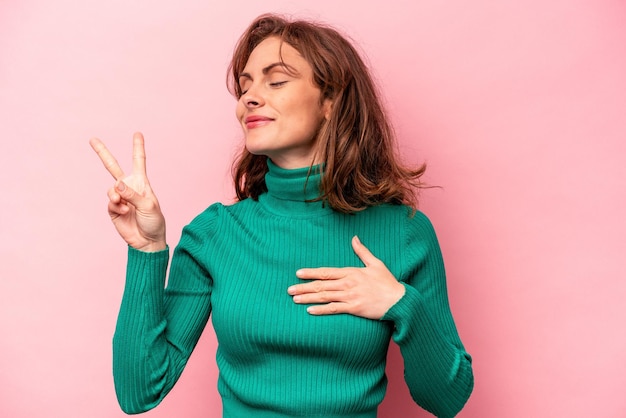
[125,186,135,197]
[374,260,386,270]
[343,276,357,288]
[320,269,333,280]
[144,199,158,211]
[108,202,125,216]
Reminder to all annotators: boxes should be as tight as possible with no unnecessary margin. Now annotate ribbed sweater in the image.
[113,160,473,418]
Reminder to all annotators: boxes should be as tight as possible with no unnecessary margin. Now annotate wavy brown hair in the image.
[228,14,426,213]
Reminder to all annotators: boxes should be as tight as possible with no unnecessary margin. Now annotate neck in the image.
[266,154,320,170]
[258,160,330,217]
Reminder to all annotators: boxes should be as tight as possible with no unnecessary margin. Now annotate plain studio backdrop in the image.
[1,1,625,417]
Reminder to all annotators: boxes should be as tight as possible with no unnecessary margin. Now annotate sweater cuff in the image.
[382,282,421,318]
[380,283,428,341]
[125,245,170,295]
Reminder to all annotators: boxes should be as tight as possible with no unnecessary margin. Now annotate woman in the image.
[91,13,473,418]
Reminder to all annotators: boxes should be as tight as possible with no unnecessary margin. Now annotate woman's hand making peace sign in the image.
[90,132,167,252]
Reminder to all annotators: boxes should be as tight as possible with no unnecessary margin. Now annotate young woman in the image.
[91,13,473,418]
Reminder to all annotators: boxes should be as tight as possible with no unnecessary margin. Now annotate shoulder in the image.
[368,206,441,259]
[186,202,225,229]
[364,204,435,233]
[402,209,444,267]
[406,209,437,237]
[177,201,245,252]
[184,198,258,231]
[358,204,440,248]
[181,201,235,240]
[357,203,412,223]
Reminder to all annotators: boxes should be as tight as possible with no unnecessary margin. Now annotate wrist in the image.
[388,281,407,309]
[136,241,167,253]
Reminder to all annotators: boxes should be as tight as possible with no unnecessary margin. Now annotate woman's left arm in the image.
[289,212,473,417]
[379,211,474,417]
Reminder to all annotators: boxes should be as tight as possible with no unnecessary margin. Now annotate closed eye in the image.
[239,79,288,97]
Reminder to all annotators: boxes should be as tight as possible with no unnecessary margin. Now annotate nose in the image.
[241,84,264,108]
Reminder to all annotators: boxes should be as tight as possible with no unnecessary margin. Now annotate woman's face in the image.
[236,36,332,169]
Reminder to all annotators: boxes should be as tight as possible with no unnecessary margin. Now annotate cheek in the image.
[292,94,324,122]
[235,100,245,121]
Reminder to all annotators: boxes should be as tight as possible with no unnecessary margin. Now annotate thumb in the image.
[351,235,379,267]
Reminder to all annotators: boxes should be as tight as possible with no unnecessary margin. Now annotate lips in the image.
[245,115,274,129]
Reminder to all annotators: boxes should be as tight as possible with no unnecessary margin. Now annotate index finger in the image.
[89,137,125,180]
[132,132,147,175]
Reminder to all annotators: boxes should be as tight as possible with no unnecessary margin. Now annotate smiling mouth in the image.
[245,116,274,129]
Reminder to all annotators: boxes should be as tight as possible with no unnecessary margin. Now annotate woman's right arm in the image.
[91,134,212,413]
[113,224,212,413]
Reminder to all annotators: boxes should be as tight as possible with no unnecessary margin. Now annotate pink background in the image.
[1,1,625,417]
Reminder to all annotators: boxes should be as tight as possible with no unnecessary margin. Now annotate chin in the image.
[244,144,272,158]
[245,137,273,155]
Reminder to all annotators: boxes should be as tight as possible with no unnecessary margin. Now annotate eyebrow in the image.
[239,62,298,80]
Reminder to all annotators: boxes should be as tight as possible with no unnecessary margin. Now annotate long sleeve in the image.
[382,211,474,417]
[112,213,214,414]
[111,162,474,417]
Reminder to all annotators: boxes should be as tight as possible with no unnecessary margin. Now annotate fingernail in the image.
[287,286,296,295]
[117,182,126,192]
[353,235,361,244]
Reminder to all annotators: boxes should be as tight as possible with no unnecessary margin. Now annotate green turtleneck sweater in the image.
[113,161,473,418]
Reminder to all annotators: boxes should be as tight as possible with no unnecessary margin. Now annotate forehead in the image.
[242,36,310,74]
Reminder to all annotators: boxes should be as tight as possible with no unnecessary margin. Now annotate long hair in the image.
[228,14,426,213]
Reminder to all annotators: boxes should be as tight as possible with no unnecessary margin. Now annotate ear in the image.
[322,98,333,120]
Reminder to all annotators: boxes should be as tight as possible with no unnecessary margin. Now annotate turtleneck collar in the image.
[259,159,331,217]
